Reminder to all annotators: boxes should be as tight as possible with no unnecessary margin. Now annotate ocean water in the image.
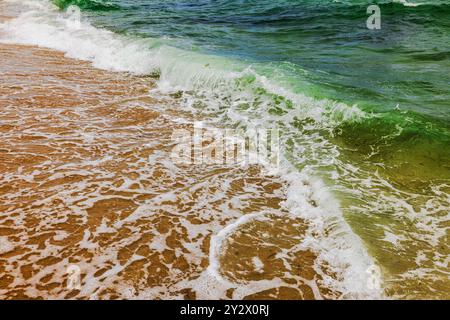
[0,0,449,299]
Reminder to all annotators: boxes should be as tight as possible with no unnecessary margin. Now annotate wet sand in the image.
[0,39,341,299]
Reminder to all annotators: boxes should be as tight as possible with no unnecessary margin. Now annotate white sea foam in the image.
[393,0,423,7]
[0,236,15,254]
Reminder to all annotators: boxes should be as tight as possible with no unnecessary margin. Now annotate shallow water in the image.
[0,0,448,299]
[0,42,329,299]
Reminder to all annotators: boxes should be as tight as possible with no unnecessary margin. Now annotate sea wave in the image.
[0,0,386,299]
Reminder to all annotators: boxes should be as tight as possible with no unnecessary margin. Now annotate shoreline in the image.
[0,37,335,299]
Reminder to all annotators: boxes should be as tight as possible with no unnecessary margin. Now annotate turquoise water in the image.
[45,0,449,298]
